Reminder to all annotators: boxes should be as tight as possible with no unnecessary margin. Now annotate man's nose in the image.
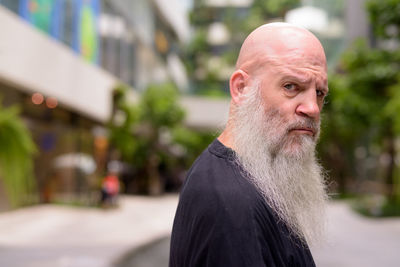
[295,90,320,119]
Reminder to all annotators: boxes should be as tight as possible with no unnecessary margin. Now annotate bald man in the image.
[169,23,328,267]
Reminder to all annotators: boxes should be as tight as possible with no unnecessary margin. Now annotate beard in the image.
[230,83,328,246]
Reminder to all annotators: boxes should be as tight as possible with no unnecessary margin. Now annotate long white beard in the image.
[231,84,328,245]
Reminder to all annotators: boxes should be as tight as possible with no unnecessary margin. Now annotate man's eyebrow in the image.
[279,74,311,84]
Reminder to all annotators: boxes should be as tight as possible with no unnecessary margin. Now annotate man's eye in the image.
[284,84,296,91]
[316,89,325,97]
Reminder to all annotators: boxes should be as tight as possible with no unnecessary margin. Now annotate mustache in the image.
[264,109,320,137]
[286,118,320,136]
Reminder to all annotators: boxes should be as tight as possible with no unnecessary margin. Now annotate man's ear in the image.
[230,69,250,105]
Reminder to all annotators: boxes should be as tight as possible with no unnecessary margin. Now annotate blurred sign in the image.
[19,0,64,38]
[73,0,100,64]
[19,0,100,64]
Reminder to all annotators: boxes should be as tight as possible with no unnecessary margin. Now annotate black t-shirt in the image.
[169,139,316,267]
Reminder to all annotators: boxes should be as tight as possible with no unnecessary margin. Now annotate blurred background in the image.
[0,0,399,266]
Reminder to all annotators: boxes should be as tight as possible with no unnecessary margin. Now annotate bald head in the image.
[236,23,327,75]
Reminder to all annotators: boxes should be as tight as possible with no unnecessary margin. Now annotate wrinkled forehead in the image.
[264,53,326,75]
[240,49,327,79]
[248,47,328,82]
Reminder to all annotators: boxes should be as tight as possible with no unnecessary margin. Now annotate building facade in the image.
[0,0,205,208]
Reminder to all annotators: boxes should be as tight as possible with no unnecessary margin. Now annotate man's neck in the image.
[218,129,234,150]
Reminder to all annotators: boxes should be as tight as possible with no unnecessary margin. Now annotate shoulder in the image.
[178,143,264,228]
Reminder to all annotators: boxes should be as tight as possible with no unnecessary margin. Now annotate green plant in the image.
[0,97,37,207]
[320,0,400,206]
[108,83,213,195]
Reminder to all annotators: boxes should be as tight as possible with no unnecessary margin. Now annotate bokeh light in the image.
[45,97,58,109]
[31,92,44,105]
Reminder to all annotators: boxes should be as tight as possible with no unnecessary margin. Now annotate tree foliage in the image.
[322,0,400,208]
[0,97,36,207]
[108,83,215,194]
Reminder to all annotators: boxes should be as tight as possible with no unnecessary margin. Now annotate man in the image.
[170,23,328,267]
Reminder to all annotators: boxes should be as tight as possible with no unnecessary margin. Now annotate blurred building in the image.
[285,0,372,69]
[187,0,254,96]
[0,0,208,206]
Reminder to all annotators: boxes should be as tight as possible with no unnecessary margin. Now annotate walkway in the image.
[0,195,178,267]
[0,196,399,266]
[312,201,400,267]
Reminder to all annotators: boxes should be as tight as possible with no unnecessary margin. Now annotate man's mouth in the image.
[289,127,316,136]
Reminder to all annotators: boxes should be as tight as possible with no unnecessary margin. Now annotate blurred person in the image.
[100,171,120,207]
[170,23,329,267]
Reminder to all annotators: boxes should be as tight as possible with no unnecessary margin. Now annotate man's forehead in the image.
[275,63,327,80]
[256,54,327,78]
[243,39,326,70]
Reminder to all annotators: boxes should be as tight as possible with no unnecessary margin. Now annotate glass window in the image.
[0,0,20,14]
[61,0,74,47]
